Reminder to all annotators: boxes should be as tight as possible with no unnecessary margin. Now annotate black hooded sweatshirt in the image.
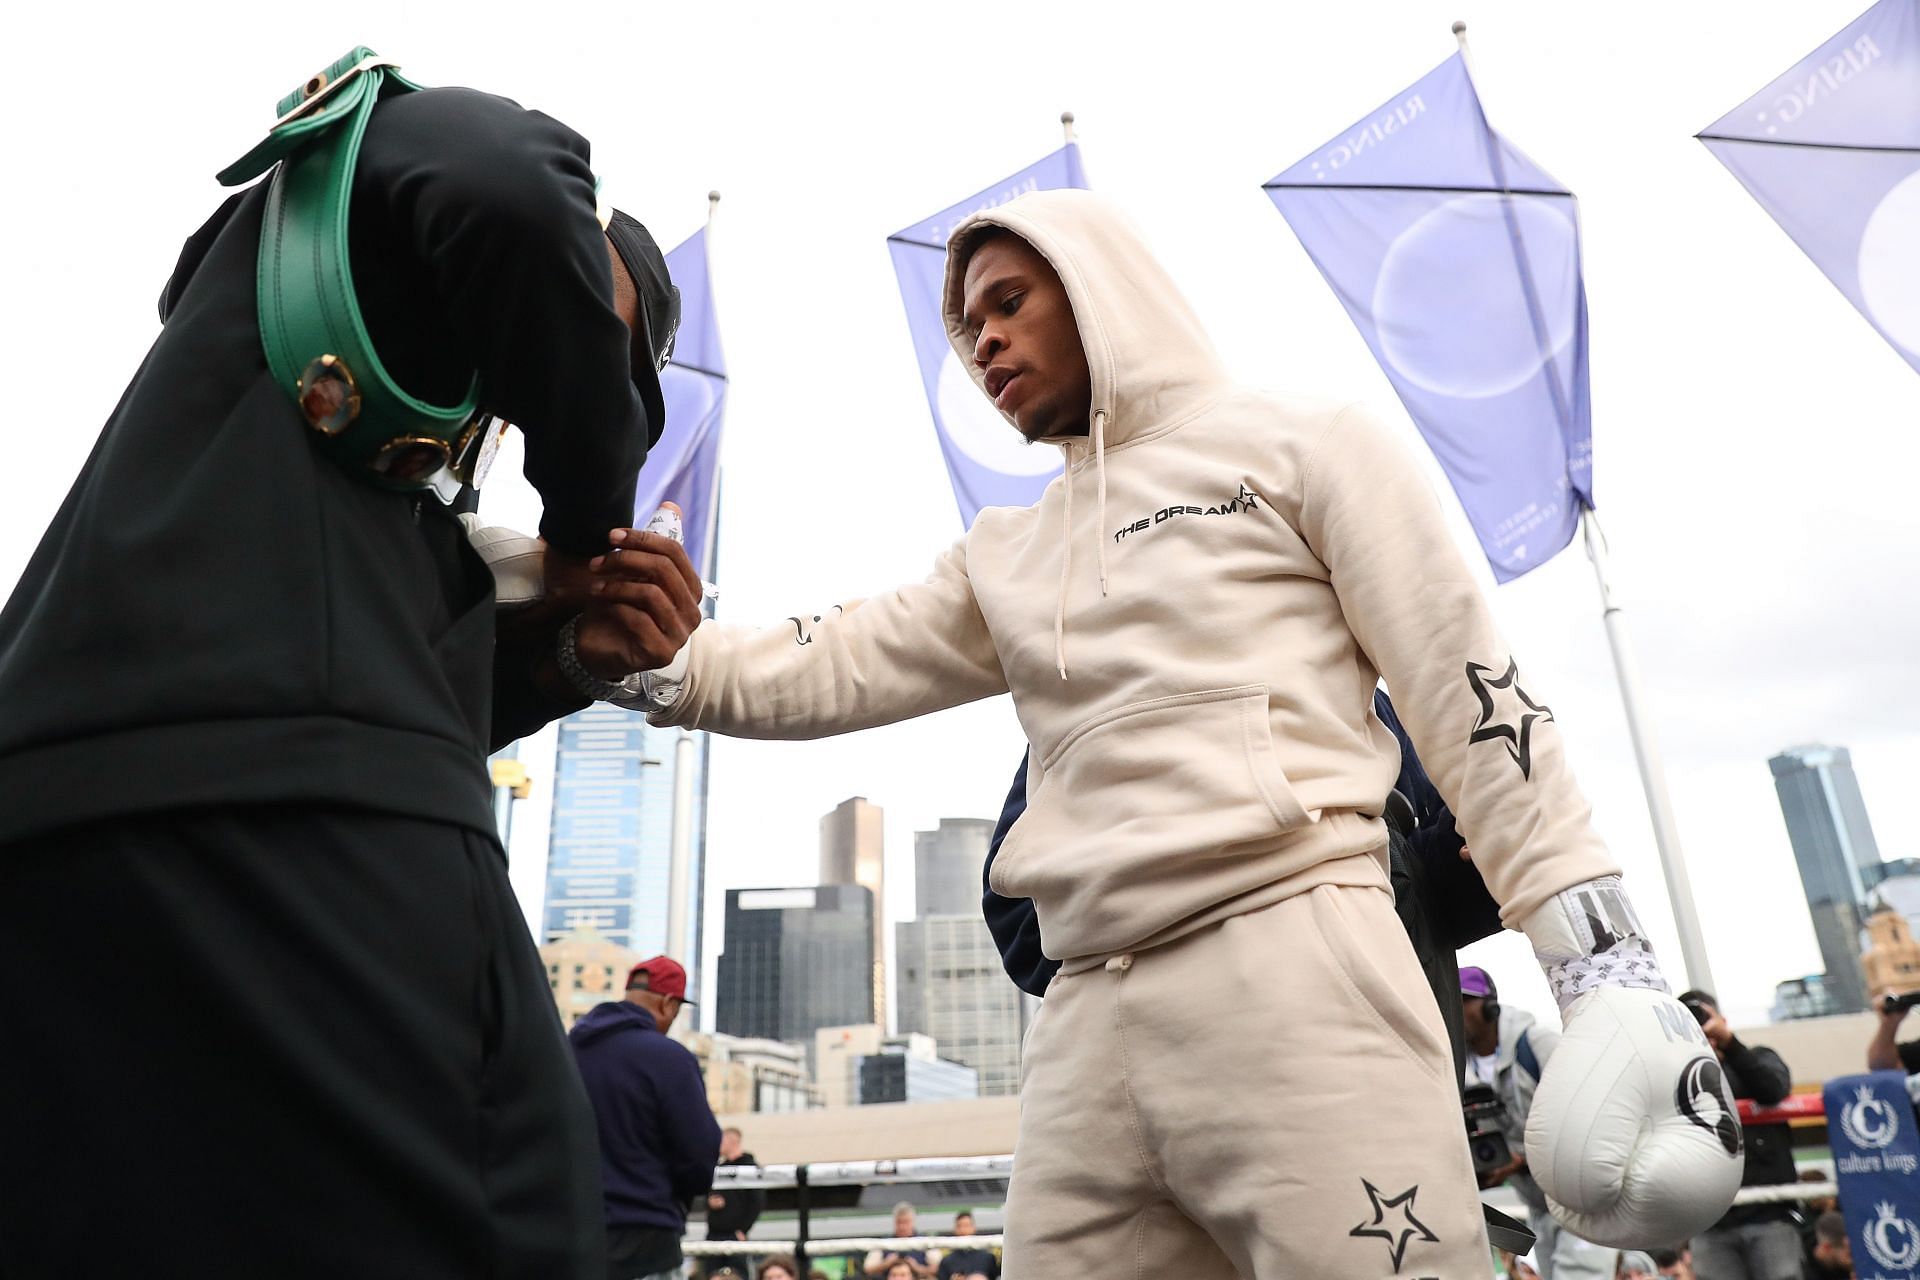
[0,86,657,843]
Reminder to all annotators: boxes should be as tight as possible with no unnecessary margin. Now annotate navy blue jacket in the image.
[983,689,1502,996]
[568,1001,721,1232]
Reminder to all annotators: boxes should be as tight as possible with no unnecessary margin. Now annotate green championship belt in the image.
[219,48,501,491]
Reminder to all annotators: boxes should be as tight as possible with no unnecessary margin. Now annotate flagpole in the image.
[1581,508,1715,995]
[665,191,722,990]
[1451,20,1475,71]
[1455,19,1715,994]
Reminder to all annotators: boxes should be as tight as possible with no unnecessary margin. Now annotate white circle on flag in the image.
[1859,170,1920,357]
[934,350,1061,477]
[1373,194,1580,400]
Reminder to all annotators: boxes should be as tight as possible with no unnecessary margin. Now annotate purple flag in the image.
[1701,0,1920,377]
[1266,53,1591,583]
[889,146,1087,526]
[637,226,726,579]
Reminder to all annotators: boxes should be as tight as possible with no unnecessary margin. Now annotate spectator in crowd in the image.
[756,1260,799,1280]
[1618,1252,1659,1278]
[703,1126,765,1278]
[936,1210,999,1280]
[1678,989,1798,1280]
[569,956,721,1280]
[1461,967,1616,1280]
[864,1203,937,1277]
[1867,988,1920,1081]
[885,1264,918,1280]
[1799,1168,1838,1216]
[1650,1246,1698,1279]
[1811,1210,1853,1278]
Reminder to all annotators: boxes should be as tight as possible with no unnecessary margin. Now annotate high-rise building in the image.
[820,797,887,1027]
[915,818,997,917]
[541,708,708,997]
[1770,744,1885,1014]
[716,885,875,1049]
[896,914,1027,1097]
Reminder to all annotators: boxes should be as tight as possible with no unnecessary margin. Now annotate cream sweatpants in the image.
[1003,883,1494,1279]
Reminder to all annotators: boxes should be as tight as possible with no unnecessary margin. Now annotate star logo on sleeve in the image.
[1349,1179,1438,1272]
[1465,658,1554,780]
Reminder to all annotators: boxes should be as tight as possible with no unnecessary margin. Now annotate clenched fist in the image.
[573,527,704,679]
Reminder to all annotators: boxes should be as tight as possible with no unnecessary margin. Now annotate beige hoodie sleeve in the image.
[1298,402,1619,928]
[646,536,1008,739]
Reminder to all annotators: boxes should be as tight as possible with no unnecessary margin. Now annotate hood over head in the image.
[569,997,659,1047]
[939,190,1231,679]
[940,189,1229,450]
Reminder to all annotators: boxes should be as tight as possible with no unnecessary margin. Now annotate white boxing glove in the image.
[1521,877,1744,1247]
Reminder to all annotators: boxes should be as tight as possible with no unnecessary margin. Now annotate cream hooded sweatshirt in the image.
[648,189,1618,965]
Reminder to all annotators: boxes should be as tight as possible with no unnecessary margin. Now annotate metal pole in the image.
[666,729,697,966]
[794,1165,812,1273]
[1581,507,1716,993]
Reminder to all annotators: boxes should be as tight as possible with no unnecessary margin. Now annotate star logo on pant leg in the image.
[1465,658,1554,780]
[1349,1179,1437,1272]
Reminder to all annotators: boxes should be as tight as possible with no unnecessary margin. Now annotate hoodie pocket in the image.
[992,684,1310,902]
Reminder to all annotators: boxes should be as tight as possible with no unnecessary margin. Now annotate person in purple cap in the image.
[1461,968,1616,1280]
[570,956,721,1280]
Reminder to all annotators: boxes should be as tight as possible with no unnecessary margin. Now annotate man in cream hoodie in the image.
[586,190,1742,1277]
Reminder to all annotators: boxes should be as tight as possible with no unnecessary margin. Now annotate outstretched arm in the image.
[587,528,1008,739]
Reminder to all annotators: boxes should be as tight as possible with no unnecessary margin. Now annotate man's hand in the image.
[707,1193,726,1211]
[574,528,704,679]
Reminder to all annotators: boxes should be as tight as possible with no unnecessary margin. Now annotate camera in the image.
[1463,1083,1513,1176]
[1881,990,1920,1017]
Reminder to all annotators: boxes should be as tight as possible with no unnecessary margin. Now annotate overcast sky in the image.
[6,0,1915,1027]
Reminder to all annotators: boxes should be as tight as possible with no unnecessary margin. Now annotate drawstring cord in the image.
[1094,409,1109,599]
[1055,445,1074,679]
[1054,409,1111,681]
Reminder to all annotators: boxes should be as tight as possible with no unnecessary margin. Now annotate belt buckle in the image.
[275,51,398,126]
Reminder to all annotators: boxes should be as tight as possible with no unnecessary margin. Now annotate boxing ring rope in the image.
[687,1119,1839,1263]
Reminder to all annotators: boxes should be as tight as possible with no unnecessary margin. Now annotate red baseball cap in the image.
[627,956,695,1004]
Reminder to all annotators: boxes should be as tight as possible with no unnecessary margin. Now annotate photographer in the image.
[1461,968,1617,1280]
[1868,987,1920,1081]
[1678,990,1799,1280]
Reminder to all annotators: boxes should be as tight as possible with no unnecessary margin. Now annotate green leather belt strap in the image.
[219,48,489,491]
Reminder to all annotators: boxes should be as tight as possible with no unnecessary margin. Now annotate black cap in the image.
[606,208,679,446]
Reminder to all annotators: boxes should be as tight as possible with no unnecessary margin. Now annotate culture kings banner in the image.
[1826,1071,1920,1279]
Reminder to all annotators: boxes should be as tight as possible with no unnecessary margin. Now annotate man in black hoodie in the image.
[0,69,687,1278]
[1679,990,1799,1280]
[571,956,723,1280]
